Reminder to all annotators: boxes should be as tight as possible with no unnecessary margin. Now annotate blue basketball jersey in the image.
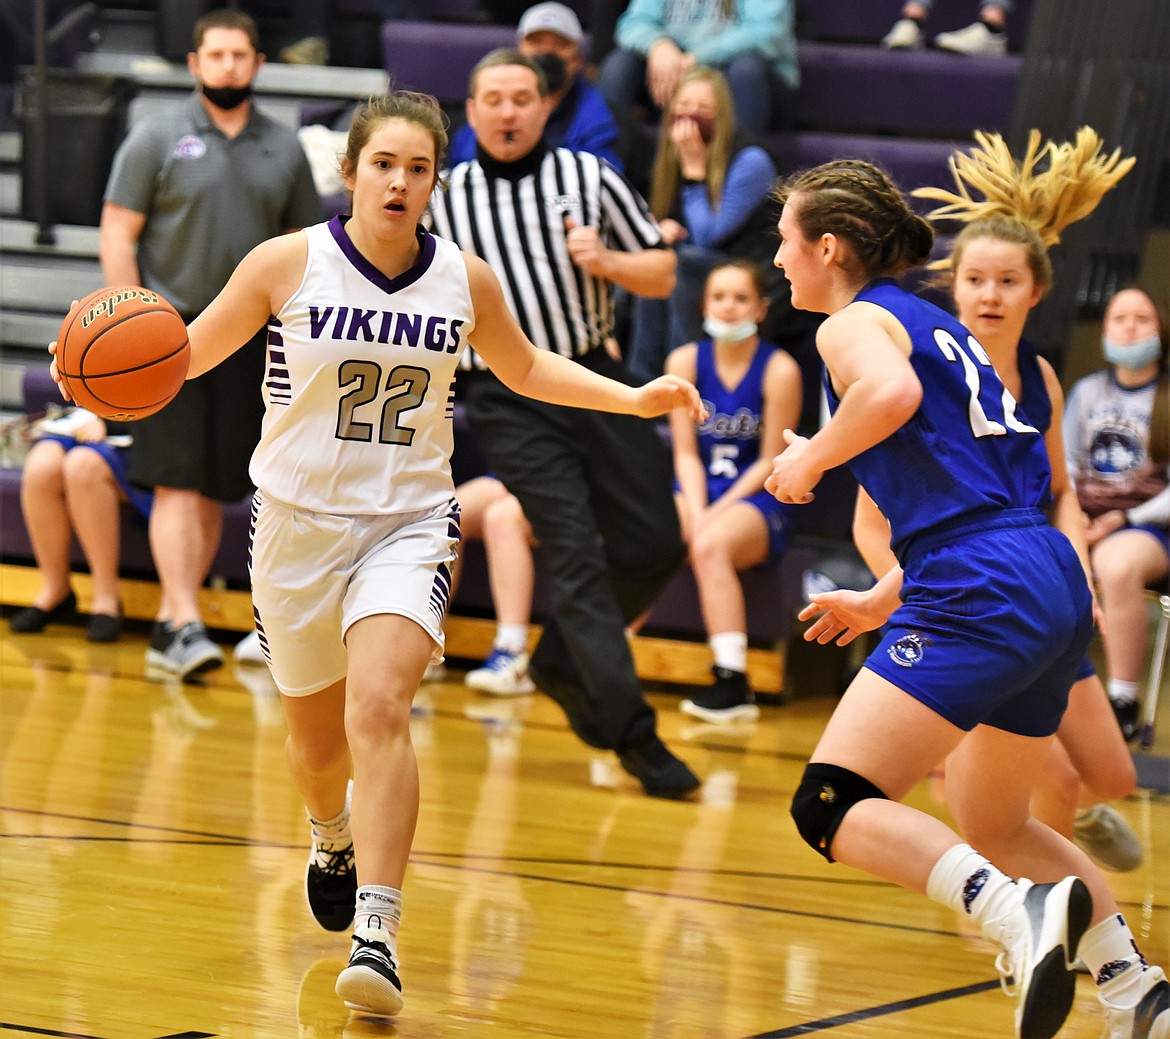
[696,336,777,502]
[1015,338,1052,434]
[827,280,1053,560]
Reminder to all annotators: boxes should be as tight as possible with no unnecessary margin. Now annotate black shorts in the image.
[129,326,266,501]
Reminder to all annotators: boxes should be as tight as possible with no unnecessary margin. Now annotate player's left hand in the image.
[765,428,821,504]
[798,588,891,646]
[635,374,706,421]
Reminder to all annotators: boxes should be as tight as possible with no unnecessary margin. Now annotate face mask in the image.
[1103,332,1162,370]
[704,316,757,343]
[531,52,567,95]
[201,83,253,110]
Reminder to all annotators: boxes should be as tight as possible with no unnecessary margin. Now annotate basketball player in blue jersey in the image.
[665,259,802,722]
[852,131,1142,879]
[51,91,704,1021]
[765,158,1169,1039]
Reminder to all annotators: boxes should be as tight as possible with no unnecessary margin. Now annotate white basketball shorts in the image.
[250,491,460,696]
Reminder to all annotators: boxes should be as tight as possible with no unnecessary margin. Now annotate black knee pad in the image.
[790,762,888,862]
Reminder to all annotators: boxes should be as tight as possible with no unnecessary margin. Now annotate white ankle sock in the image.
[925,844,1020,937]
[1079,913,1148,1003]
[494,625,528,655]
[355,885,402,941]
[1108,679,1139,705]
[710,631,748,673]
[308,790,351,848]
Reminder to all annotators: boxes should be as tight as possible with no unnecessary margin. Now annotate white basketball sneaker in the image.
[988,876,1092,1038]
[1100,967,1170,1039]
[465,647,535,696]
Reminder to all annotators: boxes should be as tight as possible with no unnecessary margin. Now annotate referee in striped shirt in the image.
[428,49,699,799]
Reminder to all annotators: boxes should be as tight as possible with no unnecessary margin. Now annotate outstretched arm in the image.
[465,253,703,421]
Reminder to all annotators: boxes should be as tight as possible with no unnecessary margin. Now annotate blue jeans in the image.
[597,47,789,133]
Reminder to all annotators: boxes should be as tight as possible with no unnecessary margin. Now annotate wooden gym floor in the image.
[1,618,1166,1039]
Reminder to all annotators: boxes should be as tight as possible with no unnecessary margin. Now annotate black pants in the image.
[461,352,685,751]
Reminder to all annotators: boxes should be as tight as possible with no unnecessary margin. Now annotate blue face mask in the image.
[703,316,757,343]
[1103,333,1162,370]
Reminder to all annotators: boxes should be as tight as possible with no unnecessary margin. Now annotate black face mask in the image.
[201,83,253,110]
[531,52,567,95]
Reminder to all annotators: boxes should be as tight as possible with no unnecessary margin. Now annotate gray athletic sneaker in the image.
[146,620,224,681]
[1074,804,1144,873]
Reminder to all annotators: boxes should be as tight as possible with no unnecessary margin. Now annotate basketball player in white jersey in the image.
[51,90,703,1019]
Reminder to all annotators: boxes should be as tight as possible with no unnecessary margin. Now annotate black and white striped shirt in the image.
[427,142,664,368]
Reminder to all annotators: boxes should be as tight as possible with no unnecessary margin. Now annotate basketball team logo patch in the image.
[888,632,929,668]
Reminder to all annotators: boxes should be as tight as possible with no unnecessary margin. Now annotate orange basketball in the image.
[55,286,190,421]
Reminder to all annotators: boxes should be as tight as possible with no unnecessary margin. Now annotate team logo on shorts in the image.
[174,135,207,159]
[888,632,929,668]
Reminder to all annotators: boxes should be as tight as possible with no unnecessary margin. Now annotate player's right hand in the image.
[47,342,72,402]
[48,299,78,401]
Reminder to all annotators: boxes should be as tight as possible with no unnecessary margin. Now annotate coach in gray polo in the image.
[99,7,321,680]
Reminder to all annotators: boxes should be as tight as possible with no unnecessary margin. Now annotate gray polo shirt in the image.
[104,92,322,316]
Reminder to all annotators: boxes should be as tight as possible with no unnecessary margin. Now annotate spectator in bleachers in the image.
[99,8,321,680]
[623,67,795,384]
[9,410,151,643]
[1064,287,1169,741]
[666,259,801,723]
[450,475,539,695]
[883,1,1013,56]
[447,1,622,169]
[280,0,423,66]
[595,0,798,135]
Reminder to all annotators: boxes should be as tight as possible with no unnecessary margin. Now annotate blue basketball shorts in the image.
[742,488,795,559]
[41,435,153,520]
[865,511,1095,738]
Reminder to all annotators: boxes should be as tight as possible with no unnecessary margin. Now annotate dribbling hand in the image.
[47,298,78,402]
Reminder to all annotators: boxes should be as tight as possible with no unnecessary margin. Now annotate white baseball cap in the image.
[517,2,583,43]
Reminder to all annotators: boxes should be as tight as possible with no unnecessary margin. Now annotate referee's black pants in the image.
[461,352,685,752]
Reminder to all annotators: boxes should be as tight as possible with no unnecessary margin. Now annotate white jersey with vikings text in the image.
[249,218,474,514]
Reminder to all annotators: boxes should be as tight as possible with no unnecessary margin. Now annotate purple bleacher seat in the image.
[794,44,1020,138]
[381,20,592,102]
[383,21,514,100]
[770,131,966,202]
